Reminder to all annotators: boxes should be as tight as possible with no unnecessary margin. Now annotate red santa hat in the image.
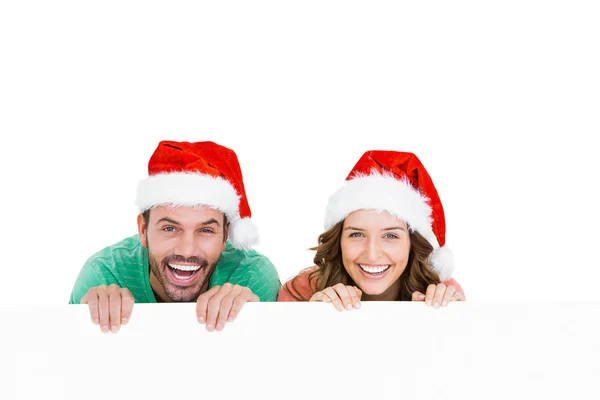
[324,150,454,281]
[135,140,258,250]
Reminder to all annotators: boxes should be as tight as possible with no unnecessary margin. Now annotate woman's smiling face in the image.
[340,209,411,298]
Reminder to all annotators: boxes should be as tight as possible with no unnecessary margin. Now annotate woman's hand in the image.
[310,283,362,311]
[412,283,465,308]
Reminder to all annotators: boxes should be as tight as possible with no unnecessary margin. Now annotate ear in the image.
[222,220,230,251]
[137,213,148,248]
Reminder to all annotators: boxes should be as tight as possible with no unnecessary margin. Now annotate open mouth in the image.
[359,264,390,276]
[167,263,203,283]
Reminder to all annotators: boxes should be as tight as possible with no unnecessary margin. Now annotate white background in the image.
[1,0,599,305]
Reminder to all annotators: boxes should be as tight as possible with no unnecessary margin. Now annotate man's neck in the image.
[149,272,171,303]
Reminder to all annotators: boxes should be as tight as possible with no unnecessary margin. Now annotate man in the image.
[70,140,280,333]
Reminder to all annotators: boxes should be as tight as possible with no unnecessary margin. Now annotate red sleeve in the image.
[443,278,465,299]
[277,283,300,302]
[277,267,318,302]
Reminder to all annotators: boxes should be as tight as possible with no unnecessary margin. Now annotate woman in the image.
[278,150,465,310]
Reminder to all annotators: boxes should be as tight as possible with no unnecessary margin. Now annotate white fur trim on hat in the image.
[229,217,259,250]
[135,172,260,250]
[135,172,240,217]
[325,172,434,238]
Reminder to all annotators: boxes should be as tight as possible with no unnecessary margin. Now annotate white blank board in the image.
[1,302,599,400]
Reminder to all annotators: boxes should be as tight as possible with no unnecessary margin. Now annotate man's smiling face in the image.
[138,205,228,302]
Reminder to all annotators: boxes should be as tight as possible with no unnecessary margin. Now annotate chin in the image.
[166,286,202,302]
[357,282,391,296]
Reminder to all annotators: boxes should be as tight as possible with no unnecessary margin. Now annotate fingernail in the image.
[92,318,99,325]
[228,316,234,322]
[197,316,205,323]
[355,303,361,309]
[433,303,439,309]
[101,325,109,333]
[216,323,223,331]
[206,324,214,332]
[420,294,426,300]
[442,300,448,307]
[346,304,352,310]
[111,325,118,333]
[121,318,128,325]
[426,300,431,306]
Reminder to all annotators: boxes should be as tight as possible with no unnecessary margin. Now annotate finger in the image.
[333,284,354,311]
[98,290,110,333]
[441,285,456,307]
[425,284,436,306]
[228,288,258,323]
[349,286,361,309]
[82,290,100,325]
[354,286,363,308]
[215,285,242,331]
[412,291,426,302]
[227,296,244,323]
[109,290,122,333]
[227,289,252,323]
[120,289,134,325]
[309,292,332,303]
[323,287,344,311]
[452,289,466,301]
[196,286,221,324]
[432,283,446,308]
[206,284,232,331]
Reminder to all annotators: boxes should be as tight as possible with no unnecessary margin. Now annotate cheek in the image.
[340,241,362,267]
[147,233,176,257]
[204,237,227,260]
[147,239,168,261]
[388,242,411,266]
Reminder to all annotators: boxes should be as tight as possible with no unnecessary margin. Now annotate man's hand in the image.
[81,284,134,333]
[196,283,259,332]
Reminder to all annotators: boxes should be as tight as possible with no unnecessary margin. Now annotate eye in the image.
[162,226,177,233]
[349,232,364,238]
[384,233,398,239]
[200,228,215,234]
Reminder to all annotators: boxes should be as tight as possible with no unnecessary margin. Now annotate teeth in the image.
[169,264,201,271]
[172,271,195,280]
[359,264,390,274]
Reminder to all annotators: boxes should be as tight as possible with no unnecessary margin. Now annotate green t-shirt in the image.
[69,235,281,304]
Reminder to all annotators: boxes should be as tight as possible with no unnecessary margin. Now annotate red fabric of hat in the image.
[135,140,257,250]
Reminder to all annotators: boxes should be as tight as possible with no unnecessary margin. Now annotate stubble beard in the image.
[147,241,218,302]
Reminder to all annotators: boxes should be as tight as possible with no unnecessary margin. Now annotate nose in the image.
[363,237,382,262]
[174,232,198,259]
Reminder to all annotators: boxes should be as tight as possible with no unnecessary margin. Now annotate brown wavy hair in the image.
[286,220,441,301]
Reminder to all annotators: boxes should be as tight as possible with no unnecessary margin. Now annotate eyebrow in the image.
[344,226,363,231]
[156,217,181,226]
[156,217,221,227]
[200,218,221,227]
[344,226,406,231]
[383,226,407,231]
